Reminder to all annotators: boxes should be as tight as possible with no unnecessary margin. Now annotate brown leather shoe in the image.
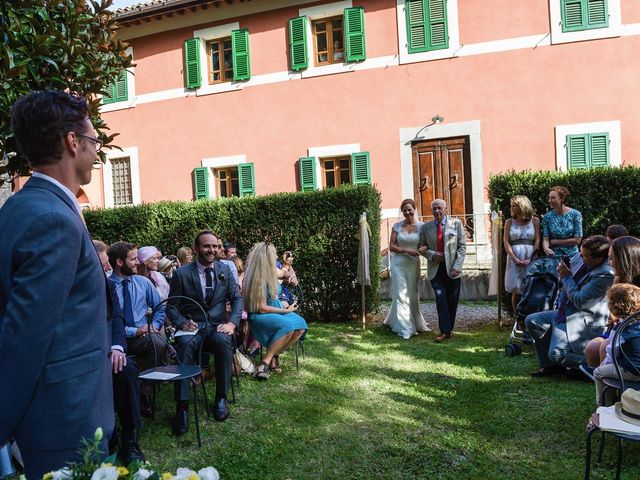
[434,333,452,343]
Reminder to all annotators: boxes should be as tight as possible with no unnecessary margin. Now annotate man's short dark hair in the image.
[224,241,236,251]
[194,230,216,248]
[10,90,90,167]
[606,224,628,240]
[107,241,136,269]
[582,235,610,261]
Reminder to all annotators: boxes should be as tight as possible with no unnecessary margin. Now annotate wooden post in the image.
[497,211,504,328]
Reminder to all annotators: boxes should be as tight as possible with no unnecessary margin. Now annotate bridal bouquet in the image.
[39,429,219,480]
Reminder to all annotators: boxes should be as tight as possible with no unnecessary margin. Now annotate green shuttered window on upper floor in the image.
[184,29,251,88]
[567,133,609,170]
[102,70,128,104]
[289,16,308,71]
[561,0,608,32]
[351,152,371,184]
[298,152,371,190]
[406,0,449,53]
[344,7,366,62]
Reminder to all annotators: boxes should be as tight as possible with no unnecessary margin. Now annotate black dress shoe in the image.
[121,440,145,465]
[530,365,565,377]
[171,409,189,436]
[213,397,229,422]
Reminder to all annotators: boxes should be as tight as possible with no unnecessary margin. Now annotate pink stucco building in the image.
[77,0,639,256]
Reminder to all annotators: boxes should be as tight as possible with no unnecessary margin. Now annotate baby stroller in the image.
[505,255,560,356]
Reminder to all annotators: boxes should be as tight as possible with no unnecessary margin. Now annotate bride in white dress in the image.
[384,199,430,339]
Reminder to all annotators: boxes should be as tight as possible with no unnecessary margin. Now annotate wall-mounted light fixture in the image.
[431,114,444,124]
[412,114,446,140]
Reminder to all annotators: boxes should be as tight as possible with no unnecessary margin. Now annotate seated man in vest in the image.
[526,235,614,377]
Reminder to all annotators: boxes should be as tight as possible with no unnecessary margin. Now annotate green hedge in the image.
[488,167,640,237]
[84,185,381,321]
[488,166,640,314]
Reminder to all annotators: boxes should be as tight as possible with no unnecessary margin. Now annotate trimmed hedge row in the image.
[84,185,381,321]
[488,166,640,314]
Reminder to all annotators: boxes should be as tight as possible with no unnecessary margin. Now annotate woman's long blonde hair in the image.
[510,195,534,221]
[243,242,278,312]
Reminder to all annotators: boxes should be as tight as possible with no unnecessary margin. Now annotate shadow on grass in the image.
[138,322,640,480]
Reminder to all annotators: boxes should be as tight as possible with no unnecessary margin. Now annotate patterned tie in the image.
[204,267,214,305]
[437,221,444,253]
[122,278,135,327]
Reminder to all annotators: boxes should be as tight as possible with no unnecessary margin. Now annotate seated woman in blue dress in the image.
[243,242,308,380]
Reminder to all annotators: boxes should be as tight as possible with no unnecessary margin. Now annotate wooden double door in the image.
[412,136,473,220]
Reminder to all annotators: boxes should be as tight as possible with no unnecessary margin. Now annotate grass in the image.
[141,322,640,480]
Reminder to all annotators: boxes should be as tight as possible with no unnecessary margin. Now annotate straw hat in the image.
[158,257,174,273]
[614,388,640,426]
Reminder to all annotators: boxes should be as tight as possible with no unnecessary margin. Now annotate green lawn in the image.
[141,322,640,480]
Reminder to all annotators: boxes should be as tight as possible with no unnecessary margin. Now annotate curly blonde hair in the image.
[242,242,279,313]
[607,283,640,319]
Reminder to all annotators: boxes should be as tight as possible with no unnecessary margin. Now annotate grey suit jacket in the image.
[0,176,113,450]
[561,261,614,354]
[167,261,243,329]
[418,217,467,280]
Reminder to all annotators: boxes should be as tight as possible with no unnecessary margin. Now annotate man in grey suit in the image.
[418,199,466,342]
[0,91,113,478]
[167,231,242,434]
[526,235,614,377]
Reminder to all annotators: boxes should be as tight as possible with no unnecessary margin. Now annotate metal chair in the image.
[584,312,640,479]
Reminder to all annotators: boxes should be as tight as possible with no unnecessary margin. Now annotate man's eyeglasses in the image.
[77,133,104,152]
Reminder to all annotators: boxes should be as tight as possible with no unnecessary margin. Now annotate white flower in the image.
[90,466,120,480]
[197,467,219,480]
[173,468,198,480]
[50,468,73,480]
[134,468,154,480]
[94,427,103,442]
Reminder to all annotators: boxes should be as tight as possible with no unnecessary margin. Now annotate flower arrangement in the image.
[37,429,219,480]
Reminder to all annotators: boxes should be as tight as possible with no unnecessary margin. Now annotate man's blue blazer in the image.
[0,176,114,452]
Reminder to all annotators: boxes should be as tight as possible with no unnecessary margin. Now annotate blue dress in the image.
[249,285,308,348]
[542,208,583,258]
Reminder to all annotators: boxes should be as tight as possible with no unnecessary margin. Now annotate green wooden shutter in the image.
[344,7,366,62]
[351,152,371,185]
[232,29,251,81]
[561,0,607,32]
[184,38,201,89]
[238,163,255,196]
[193,167,209,200]
[299,157,316,191]
[289,16,308,71]
[405,0,448,53]
[103,71,128,104]
[406,0,427,53]
[567,135,589,170]
[589,133,609,167]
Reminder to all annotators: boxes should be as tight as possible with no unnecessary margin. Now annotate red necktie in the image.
[437,222,444,253]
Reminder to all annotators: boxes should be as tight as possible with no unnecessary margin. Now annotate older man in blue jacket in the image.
[0,91,113,478]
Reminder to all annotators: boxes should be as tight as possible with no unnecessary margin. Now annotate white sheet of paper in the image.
[597,405,640,435]
[174,329,199,337]
[139,371,181,381]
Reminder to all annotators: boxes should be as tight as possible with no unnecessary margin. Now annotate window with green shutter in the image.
[232,29,251,81]
[238,163,255,196]
[344,7,366,62]
[102,70,128,104]
[289,16,308,71]
[567,133,609,170]
[561,0,608,32]
[351,152,371,184]
[184,38,201,89]
[299,157,317,191]
[406,0,449,53]
[193,167,209,200]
